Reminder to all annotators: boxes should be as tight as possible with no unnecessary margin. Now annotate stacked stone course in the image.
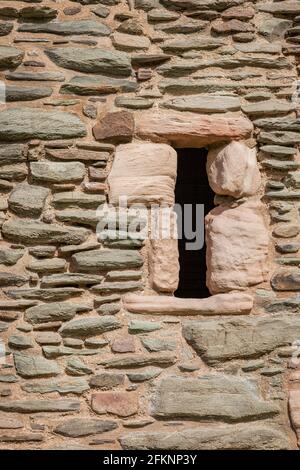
[0,0,300,450]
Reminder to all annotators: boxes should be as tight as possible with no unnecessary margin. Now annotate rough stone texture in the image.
[46,48,131,76]
[206,141,261,197]
[93,111,134,143]
[0,108,86,141]
[9,183,50,217]
[152,374,279,421]
[206,201,269,293]
[136,110,253,147]
[183,314,300,364]
[120,423,290,450]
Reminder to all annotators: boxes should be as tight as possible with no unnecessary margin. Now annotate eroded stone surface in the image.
[136,110,253,147]
[152,374,279,421]
[207,141,261,197]
[108,143,177,206]
[206,201,269,293]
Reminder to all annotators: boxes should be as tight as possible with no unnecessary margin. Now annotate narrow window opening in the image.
[174,148,215,299]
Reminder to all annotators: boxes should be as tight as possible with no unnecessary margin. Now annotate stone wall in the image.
[0,0,300,450]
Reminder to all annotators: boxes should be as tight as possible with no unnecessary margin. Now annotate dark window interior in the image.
[174,148,215,299]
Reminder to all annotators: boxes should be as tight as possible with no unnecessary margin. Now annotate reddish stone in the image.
[111,336,135,353]
[82,182,106,193]
[88,167,107,181]
[91,392,138,417]
[93,111,134,143]
[212,19,255,35]
[221,6,255,20]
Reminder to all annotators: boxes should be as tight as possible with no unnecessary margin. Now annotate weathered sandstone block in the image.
[206,141,261,197]
[135,110,253,147]
[152,374,279,421]
[206,200,269,293]
[108,143,177,206]
[123,292,253,315]
[120,423,290,450]
[183,314,300,364]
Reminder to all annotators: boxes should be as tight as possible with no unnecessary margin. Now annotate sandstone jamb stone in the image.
[120,423,290,450]
[46,48,131,76]
[206,201,269,293]
[0,108,86,141]
[91,391,138,417]
[14,353,60,378]
[108,143,177,206]
[25,302,91,325]
[18,20,111,36]
[135,110,253,147]
[59,316,121,338]
[183,314,300,364]
[72,249,143,272]
[123,292,253,315]
[2,219,89,245]
[0,400,80,413]
[152,374,279,421]
[206,141,261,198]
[54,418,118,437]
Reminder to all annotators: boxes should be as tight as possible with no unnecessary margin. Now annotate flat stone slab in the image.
[0,107,86,141]
[46,47,131,76]
[61,75,137,95]
[152,374,279,421]
[18,20,111,36]
[161,95,241,113]
[120,422,290,450]
[123,293,253,315]
[72,249,143,272]
[2,218,89,245]
[135,110,253,147]
[0,400,80,413]
[183,314,300,364]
